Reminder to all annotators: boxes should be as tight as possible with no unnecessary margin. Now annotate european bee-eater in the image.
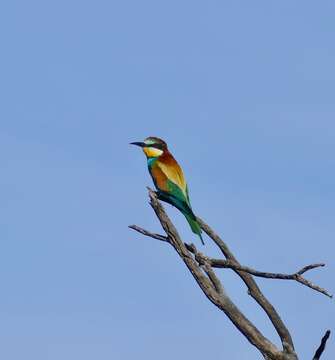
[131,136,204,245]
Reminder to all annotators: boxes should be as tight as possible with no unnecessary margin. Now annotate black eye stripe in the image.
[149,143,164,150]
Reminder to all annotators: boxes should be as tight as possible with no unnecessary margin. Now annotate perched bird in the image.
[131,136,204,245]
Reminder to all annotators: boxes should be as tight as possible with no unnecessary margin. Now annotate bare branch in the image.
[130,189,284,360]
[197,217,296,355]
[188,254,331,298]
[293,275,332,298]
[297,264,325,275]
[128,224,168,242]
[313,330,331,360]
[203,263,224,295]
[185,243,224,295]
[130,189,330,360]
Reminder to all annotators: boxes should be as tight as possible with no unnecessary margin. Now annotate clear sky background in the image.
[0,1,334,359]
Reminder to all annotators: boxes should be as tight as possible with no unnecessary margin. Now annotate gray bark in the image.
[129,189,331,360]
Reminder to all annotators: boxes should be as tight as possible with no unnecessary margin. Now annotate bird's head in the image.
[130,136,168,158]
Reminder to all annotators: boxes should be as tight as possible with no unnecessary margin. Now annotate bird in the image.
[130,136,204,245]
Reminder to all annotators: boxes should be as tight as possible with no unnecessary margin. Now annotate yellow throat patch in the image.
[143,147,163,158]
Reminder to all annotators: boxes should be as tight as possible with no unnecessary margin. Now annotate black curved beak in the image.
[130,141,146,147]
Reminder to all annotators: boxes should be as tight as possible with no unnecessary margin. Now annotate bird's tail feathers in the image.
[184,212,205,245]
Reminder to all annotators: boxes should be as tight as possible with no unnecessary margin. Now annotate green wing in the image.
[167,180,190,206]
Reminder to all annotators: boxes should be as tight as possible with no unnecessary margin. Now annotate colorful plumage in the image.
[131,136,204,245]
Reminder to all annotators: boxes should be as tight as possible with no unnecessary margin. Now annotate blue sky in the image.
[0,1,334,359]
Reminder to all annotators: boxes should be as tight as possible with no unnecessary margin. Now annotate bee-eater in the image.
[131,136,204,245]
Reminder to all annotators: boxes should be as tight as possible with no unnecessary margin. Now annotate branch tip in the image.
[313,330,331,360]
[129,224,168,242]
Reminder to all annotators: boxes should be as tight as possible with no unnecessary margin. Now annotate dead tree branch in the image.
[129,188,331,360]
[128,224,168,242]
[313,330,331,360]
[197,217,296,355]
[184,247,331,298]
